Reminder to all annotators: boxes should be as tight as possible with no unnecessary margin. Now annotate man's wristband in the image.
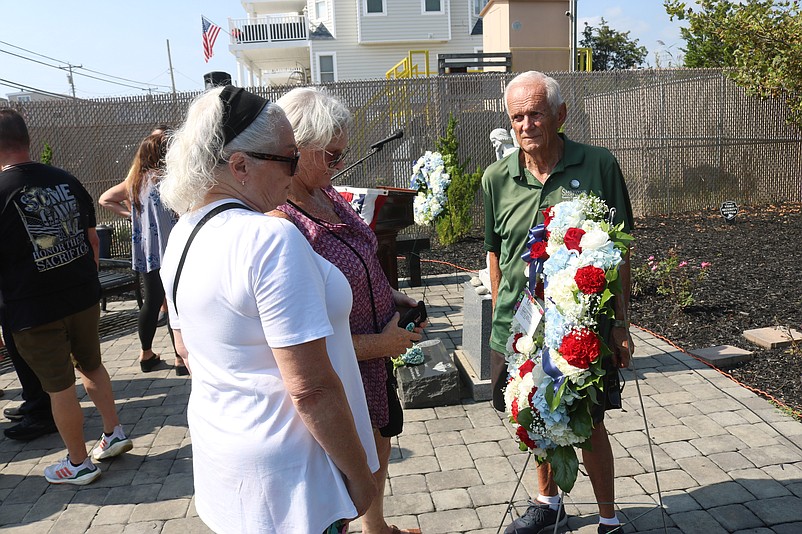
[612,319,629,329]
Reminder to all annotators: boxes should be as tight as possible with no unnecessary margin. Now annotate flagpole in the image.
[166,39,177,101]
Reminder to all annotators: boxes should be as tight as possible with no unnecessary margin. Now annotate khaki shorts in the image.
[13,303,102,393]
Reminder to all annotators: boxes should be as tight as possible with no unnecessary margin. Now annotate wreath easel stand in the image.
[497,326,671,534]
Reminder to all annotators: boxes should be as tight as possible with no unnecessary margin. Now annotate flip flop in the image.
[389,526,421,534]
[175,364,190,376]
[139,354,162,372]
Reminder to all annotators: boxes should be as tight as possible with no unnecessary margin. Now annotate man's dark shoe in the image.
[504,501,568,534]
[3,405,27,422]
[598,524,624,533]
[4,416,58,441]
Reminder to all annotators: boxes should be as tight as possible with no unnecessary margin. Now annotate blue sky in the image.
[0,1,686,99]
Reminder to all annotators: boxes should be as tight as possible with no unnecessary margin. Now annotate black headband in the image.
[219,86,269,146]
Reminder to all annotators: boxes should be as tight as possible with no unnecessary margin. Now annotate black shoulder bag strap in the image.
[172,202,252,317]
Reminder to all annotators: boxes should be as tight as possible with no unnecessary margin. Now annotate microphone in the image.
[370,129,404,150]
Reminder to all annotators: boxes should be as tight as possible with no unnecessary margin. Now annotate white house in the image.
[5,90,67,103]
[228,0,488,86]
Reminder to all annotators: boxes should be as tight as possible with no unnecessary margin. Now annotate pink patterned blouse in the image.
[276,186,396,428]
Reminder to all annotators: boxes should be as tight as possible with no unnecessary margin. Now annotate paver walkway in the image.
[1,273,801,533]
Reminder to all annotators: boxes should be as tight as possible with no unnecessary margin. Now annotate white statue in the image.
[490,128,517,161]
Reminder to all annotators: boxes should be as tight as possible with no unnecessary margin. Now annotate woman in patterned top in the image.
[99,131,181,374]
[273,87,424,534]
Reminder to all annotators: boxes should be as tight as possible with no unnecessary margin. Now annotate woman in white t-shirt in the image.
[159,86,379,534]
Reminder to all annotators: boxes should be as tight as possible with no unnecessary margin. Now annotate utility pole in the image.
[567,0,578,71]
[166,39,177,100]
[59,63,81,97]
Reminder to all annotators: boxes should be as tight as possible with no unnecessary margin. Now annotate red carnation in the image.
[518,358,535,377]
[511,398,519,421]
[542,208,553,229]
[534,280,544,300]
[574,265,607,294]
[529,241,548,261]
[559,328,601,369]
[516,425,536,449]
[563,228,585,252]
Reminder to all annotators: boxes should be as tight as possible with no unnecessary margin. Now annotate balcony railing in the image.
[229,15,308,44]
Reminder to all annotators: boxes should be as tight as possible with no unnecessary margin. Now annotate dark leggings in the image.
[138,269,175,355]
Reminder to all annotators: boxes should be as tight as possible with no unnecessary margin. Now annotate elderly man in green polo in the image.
[482,70,634,534]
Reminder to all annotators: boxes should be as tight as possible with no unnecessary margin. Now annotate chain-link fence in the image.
[4,69,801,254]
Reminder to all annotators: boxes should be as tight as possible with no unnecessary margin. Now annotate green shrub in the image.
[40,143,53,165]
[434,114,482,246]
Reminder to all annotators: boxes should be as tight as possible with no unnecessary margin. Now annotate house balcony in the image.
[229,15,309,48]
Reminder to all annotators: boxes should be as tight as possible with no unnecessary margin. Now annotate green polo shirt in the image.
[482,135,634,354]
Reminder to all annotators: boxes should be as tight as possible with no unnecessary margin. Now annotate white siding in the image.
[359,0,450,42]
[309,0,481,82]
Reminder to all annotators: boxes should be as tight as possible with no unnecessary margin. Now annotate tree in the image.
[579,18,647,71]
[665,0,802,127]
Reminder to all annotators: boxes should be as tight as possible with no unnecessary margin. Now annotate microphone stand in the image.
[331,132,403,183]
[330,146,381,183]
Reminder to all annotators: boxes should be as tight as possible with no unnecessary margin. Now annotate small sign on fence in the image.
[720,200,738,222]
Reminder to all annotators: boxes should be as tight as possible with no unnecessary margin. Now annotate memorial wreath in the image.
[504,193,633,492]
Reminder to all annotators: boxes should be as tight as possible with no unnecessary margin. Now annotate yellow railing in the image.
[577,48,593,71]
[386,50,432,79]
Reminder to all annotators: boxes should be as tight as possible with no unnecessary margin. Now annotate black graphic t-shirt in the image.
[0,162,101,331]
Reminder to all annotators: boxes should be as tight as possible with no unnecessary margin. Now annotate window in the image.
[17,95,32,102]
[473,0,488,16]
[423,0,442,12]
[318,54,335,83]
[365,0,384,14]
[315,0,327,19]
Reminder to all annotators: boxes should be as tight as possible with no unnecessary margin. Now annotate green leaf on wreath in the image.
[548,446,579,493]
[548,380,567,412]
[569,405,593,437]
[607,273,623,296]
[586,386,599,405]
[517,408,533,430]
[599,289,614,310]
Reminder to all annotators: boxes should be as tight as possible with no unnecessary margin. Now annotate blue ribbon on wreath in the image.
[540,347,566,393]
[520,223,547,294]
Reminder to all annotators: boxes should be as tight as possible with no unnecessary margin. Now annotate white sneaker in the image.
[44,456,101,485]
[91,424,133,460]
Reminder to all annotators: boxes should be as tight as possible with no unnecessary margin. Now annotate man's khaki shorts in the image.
[13,303,102,393]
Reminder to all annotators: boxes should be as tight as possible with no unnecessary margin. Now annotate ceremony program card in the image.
[514,288,544,337]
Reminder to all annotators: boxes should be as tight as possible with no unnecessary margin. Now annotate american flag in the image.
[202,16,221,62]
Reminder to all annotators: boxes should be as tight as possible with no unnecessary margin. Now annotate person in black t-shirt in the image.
[0,109,132,485]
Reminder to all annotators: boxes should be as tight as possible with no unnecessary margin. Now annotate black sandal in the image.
[139,355,162,372]
[175,364,190,376]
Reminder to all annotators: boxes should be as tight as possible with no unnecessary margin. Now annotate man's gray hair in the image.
[503,71,565,114]
[276,87,353,149]
[161,87,288,214]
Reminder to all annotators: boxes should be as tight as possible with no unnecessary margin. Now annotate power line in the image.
[0,39,171,93]
[0,78,74,100]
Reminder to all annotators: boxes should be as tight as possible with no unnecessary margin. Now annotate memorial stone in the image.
[395,339,461,408]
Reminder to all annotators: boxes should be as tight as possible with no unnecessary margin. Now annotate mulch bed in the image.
[410,202,802,420]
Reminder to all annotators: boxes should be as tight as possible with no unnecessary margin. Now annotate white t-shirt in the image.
[161,199,379,534]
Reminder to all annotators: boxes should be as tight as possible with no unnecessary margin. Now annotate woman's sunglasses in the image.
[245,150,301,175]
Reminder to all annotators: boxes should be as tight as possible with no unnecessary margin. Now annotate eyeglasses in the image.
[323,148,350,169]
[245,150,300,176]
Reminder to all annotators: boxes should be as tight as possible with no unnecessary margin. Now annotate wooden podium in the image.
[372,187,416,289]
